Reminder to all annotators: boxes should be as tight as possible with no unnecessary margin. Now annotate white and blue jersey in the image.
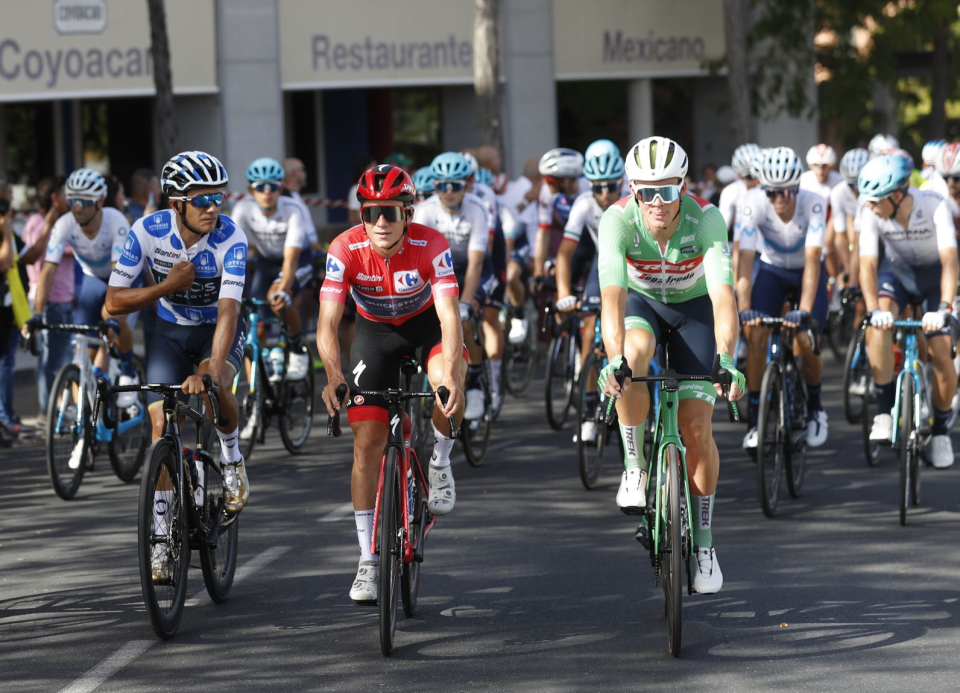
[735,189,827,270]
[108,209,248,326]
[45,207,128,279]
[859,187,956,266]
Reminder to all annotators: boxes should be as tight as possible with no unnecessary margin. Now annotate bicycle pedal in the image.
[619,505,644,516]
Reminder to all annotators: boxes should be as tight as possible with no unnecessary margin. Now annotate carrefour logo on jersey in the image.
[194,250,218,278]
[432,250,454,278]
[326,254,345,282]
[394,269,423,294]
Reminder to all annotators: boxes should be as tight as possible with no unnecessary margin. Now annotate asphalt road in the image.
[3,358,960,693]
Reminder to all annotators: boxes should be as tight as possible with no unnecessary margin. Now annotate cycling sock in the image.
[691,494,714,549]
[288,335,303,351]
[933,407,952,435]
[430,423,455,467]
[153,490,173,535]
[876,381,896,413]
[354,509,375,562]
[619,421,644,471]
[119,350,136,378]
[216,426,242,463]
[467,364,483,390]
[490,359,502,395]
[807,383,822,412]
[748,391,760,428]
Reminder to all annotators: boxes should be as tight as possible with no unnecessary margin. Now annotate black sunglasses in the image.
[361,205,406,224]
[252,182,281,193]
[435,180,466,193]
[591,182,620,195]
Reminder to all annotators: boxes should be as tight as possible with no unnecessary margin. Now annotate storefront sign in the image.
[280,0,476,90]
[553,0,725,79]
[0,0,217,102]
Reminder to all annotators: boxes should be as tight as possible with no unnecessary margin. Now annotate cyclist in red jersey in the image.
[317,164,466,604]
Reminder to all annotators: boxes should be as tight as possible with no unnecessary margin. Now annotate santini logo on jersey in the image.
[356,273,383,282]
[394,269,423,293]
[432,250,455,278]
[326,254,345,282]
[409,238,428,246]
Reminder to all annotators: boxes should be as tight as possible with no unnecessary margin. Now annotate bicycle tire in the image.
[842,328,868,424]
[198,421,239,604]
[279,353,315,454]
[756,362,783,518]
[462,359,492,467]
[235,345,261,460]
[576,353,605,489]
[504,299,539,396]
[379,448,402,656]
[785,359,807,499]
[401,456,424,618]
[826,311,846,364]
[545,330,574,430]
[138,437,190,640]
[109,355,150,483]
[663,442,683,658]
[46,364,88,501]
[898,376,914,526]
[861,371,883,467]
[414,375,432,466]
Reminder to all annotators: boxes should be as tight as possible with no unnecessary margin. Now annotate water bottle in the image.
[268,346,285,382]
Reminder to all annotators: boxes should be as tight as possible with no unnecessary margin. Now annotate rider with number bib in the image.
[597,136,743,595]
[318,164,465,604]
[858,154,959,469]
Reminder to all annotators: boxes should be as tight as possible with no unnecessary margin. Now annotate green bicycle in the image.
[609,366,737,658]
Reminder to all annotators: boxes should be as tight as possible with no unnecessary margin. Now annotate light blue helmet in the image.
[583,139,625,181]
[732,143,762,177]
[922,139,948,167]
[412,167,435,192]
[857,154,910,200]
[246,157,284,183]
[430,152,472,181]
[838,148,869,185]
[65,168,107,200]
[475,168,494,187]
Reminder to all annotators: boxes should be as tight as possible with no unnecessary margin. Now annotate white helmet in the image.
[625,137,689,183]
[538,148,584,178]
[868,133,899,157]
[731,143,762,177]
[161,151,229,194]
[806,144,837,167]
[838,148,869,185]
[758,147,803,188]
[938,143,960,176]
[462,151,480,175]
[922,139,948,167]
[65,168,107,200]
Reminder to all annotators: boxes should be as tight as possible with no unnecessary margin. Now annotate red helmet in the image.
[356,165,415,205]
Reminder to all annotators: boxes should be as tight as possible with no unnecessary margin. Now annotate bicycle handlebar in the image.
[94,374,227,430]
[747,315,821,357]
[602,366,740,424]
[326,383,458,439]
[327,383,349,437]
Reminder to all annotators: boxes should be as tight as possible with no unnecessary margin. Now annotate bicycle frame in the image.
[891,321,928,447]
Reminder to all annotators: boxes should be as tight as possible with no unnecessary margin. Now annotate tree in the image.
[148,0,179,158]
[473,0,503,154]
[724,0,754,147]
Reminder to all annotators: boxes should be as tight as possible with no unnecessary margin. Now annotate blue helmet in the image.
[430,152,472,181]
[412,167,435,192]
[857,155,910,200]
[583,139,625,181]
[246,157,284,183]
[475,168,494,187]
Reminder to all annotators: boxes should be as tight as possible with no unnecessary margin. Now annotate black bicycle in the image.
[826,284,862,364]
[462,305,493,466]
[543,298,580,431]
[95,375,239,640]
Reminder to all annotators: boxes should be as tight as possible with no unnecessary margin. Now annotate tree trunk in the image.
[474,0,503,154]
[929,23,948,140]
[724,0,753,147]
[148,0,179,159]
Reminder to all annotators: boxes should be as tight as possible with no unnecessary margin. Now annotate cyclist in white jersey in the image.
[31,168,139,390]
[934,143,960,227]
[802,144,848,304]
[858,155,959,468]
[831,148,870,293]
[414,152,492,419]
[231,158,312,389]
[736,147,830,450]
[725,144,762,282]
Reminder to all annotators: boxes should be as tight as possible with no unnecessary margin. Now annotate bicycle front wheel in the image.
[842,328,868,425]
[279,356,315,454]
[576,353,605,489]
[756,362,783,518]
[109,356,150,483]
[198,421,239,603]
[401,457,425,618]
[462,361,491,467]
[898,376,914,526]
[378,448,402,656]
[504,299,538,396]
[784,360,807,499]
[138,438,190,640]
[235,346,261,459]
[46,364,88,500]
[544,330,575,430]
[662,443,683,658]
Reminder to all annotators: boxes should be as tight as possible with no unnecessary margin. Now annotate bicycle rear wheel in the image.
[378,448,402,656]
[861,371,882,467]
[756,362,783,518]
[504,299,538,396]
[842,328,868,424]
[279,354,315,453]
[235,346,261,459]
[198,421,239,603]
[46,364,88,500]
[662,443,683,658]
[898,376,914,526]
[462,360,491,467]
[401,457,425,618]
[576,353,605,489]
[545,330,575,430]
[109,356,150,483]
[138,438,190,640]
[785,360,807,499]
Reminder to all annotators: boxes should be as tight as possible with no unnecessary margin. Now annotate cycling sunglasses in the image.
[435,180,466,193]
[415,190,435,202]
[762,186,799,200]
[67,197,98,209]
[251,181,281,193]
[170,192,226,209]
[634,184,682,204]
[360,205,406,223]
[591,182,620,195]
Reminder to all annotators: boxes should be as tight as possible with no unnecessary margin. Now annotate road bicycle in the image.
[27,320,149,500]
[825,284,862,364]
[461,305,494,466]
[625,367,737,657]
[501,296,539,396]
[842,314,872,425]
[542,297,580,431]
[94,374,239,639]
[328,380,456,656]
[232,297,315,458]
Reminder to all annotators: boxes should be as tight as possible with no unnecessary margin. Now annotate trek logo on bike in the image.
[326,254,345,282]
[432,250,455,278]
[394,270,424,293]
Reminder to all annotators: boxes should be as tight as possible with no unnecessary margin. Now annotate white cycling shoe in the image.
[286,351,310,381]
[239,407,258,441]
[870,413,894,443]
[116,373,140,408]
[616,468,647,514]
[692,546,723,594]
[930,435,955,469]
[68,438,85,470]
[742,427,758,450]
[508,317,529,345]
[428,465,456,515]
[464,389,485,420]
[848,375,868,397]
[349,559,379,603]
[580,420,598,443]
[806,410,828,448]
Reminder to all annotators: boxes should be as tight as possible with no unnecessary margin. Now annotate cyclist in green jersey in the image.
[597,136,745,594]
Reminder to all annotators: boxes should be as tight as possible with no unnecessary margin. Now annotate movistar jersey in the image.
[735,188,826,270]
[45,207,129,279]
[598,194,733,303]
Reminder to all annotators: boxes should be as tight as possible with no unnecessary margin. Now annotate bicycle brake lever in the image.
[201,374,229,427]
[95,376,117,429]
[603,366,633,426]
[328,383,349,437]
[436,386,458,439]
[717,370,740,422]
